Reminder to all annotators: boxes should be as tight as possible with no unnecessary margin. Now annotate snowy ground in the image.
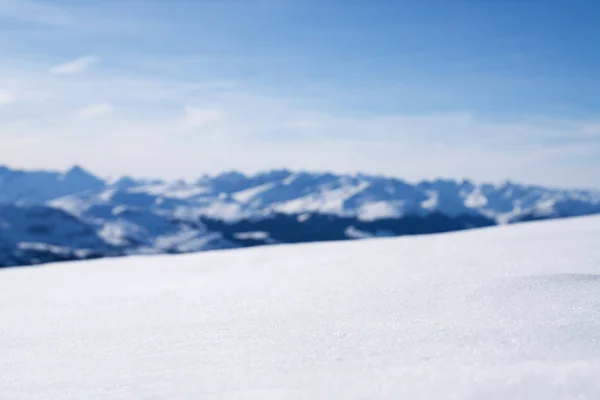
[2,216,600,399]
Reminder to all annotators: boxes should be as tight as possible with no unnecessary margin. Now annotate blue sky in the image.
[0,0,599,188]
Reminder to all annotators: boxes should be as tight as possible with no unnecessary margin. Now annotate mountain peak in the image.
[61,165,105,188]
[65,165,90,176]
[110,176,140,190]
[214,170,247,181]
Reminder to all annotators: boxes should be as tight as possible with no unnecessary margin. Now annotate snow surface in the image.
[2,216,600,399]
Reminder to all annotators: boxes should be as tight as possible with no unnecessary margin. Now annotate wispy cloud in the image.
[1,67,598,188]
[51,56,98,75]
[0,91,15,106]
[184,106,224,127]
[74,103,114,120]
[1,52,599,188]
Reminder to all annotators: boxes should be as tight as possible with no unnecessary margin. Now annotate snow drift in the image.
[1,215,600,399]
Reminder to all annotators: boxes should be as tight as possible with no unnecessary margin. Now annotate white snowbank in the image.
[2,216,600,399]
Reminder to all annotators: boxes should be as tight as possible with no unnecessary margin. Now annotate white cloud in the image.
[2,121,597,189]
[2,99,599,188]
[51,56,98,75]
[1,58,599,188]
[184,106,224,127]
[73,103,114,120]
[0,91,15,106]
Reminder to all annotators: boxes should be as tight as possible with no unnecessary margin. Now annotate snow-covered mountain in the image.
[44,168,600,222]
[3,215,600,398]
[1,164,600,267]
[0,165,105,204]
[3,164,600,222]
[0,204,115,267]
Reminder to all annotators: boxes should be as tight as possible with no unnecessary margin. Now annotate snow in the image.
[344,225,373,239]
[98,220,143,246]
[464,187,488,208]
[282,172,299,185]
[420,189,439,210]
[357,201,404,221]
[151,230,232,253]
[197,201,247,222]
[2,216,600,399]
[233,231,270,240]
[534,198,560,216]
[296,213,310,222]
[274,181,371,216]
[17,242,73,255]
[131,183,209,200]
[232,183,275,204]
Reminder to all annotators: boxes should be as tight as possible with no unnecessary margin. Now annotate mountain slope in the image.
[2,164,600,267]
[3,164,600,224]
[50,188,234,254]
[2,215,600,399]
[0,165,105,204]
[50,168,600,223]
[0,204,115,267]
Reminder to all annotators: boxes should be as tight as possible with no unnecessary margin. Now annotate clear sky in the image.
[1,0,599,188]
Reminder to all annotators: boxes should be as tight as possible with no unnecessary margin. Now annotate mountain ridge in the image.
[1,163,600,267]
[3,163,600,193]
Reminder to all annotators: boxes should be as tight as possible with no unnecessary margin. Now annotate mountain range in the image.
[1,164,600,267]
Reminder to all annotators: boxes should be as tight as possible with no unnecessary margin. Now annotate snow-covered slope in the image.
[2,216,600,399]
